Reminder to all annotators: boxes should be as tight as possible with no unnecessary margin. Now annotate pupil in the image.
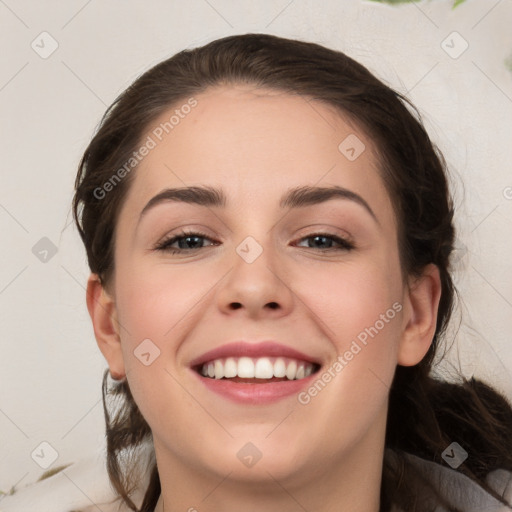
[312,236,329,248]
[181,236,201,249]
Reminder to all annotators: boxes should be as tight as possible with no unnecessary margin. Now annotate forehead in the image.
[119,84,394,227]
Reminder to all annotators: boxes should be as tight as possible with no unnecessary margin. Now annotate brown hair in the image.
[72,33,512,511]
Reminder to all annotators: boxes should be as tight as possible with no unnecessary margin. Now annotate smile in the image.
[198,356,318,381]
[189,341,323,404]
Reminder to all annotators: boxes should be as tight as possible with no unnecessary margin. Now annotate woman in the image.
[71,33,512,511]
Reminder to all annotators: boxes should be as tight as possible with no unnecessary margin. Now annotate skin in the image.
[87,85,441,512]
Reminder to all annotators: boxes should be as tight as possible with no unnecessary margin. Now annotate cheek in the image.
[113,259,218,392]
[297,255,403,393]
[302,254,403,343]
[115,253,212,332]
[291,261,403,440]
[112,262,206,439]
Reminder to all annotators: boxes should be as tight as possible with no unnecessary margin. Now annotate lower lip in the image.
[192,371,317,404]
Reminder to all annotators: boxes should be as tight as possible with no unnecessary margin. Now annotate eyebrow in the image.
[138,184,378,225]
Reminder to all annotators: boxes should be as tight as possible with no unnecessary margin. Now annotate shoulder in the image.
[0,447,146,512]
[1,440,154,512]
[387,449,512,512]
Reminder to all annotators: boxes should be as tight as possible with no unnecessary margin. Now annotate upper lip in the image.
[189,341,322,368]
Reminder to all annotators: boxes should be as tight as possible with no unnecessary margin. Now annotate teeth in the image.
[214,360,224,380]
[285,360,297,380]
[255,357,274,378]
[273,358,286,378]
[224,357,237,378]
[238,357,255,378]
[199,357,316,381]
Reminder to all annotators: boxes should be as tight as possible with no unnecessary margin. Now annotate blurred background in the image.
[1,0,511,498]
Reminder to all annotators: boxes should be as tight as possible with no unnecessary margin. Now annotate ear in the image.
[398,263,442,366]
[86,273,126,379]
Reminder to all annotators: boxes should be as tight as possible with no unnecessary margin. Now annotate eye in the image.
[154,230,218,254]
[294,233,354,251]
[154,230,354,254]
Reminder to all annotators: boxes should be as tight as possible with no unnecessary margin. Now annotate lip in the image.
[189,341,322,405]
[192,372,318,404]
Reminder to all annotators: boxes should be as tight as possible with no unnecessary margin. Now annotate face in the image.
[95,85,433,489]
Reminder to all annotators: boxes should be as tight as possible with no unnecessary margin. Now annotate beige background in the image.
[1,0,511,495]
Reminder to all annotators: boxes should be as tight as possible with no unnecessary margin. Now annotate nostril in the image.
[228,302,279,310]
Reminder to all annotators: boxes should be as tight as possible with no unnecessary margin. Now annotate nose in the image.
[215,237,295,320]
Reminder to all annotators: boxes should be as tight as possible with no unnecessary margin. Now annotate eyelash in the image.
[154,230,355,254]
